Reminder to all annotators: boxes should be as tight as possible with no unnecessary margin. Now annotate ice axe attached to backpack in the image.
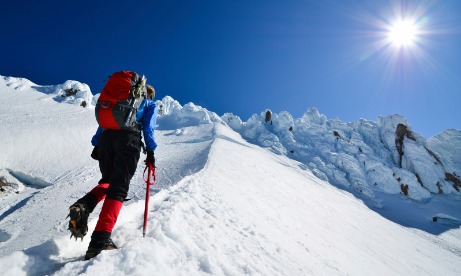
[124,75,146,129]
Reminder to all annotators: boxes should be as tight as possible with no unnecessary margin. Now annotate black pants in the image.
[97,130,141,202]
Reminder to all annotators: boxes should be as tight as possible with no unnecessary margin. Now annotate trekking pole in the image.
[143,163,156,237]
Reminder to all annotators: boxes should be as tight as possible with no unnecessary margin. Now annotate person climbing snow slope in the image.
[67,71,158,260]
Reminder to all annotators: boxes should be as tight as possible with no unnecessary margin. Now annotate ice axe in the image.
[142,163,156,237]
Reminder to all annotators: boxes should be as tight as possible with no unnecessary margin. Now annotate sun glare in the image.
[388,20,419,48]
[341,1,451,89]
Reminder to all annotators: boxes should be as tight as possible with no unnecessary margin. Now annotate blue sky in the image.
[1,0,460,138]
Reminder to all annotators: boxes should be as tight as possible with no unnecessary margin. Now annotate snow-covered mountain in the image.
[0,75,460,275]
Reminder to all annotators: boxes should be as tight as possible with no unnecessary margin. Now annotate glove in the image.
[91,146,99,160]
[145,150,155,167]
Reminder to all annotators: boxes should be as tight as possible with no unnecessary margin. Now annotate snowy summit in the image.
[0,75,460,275]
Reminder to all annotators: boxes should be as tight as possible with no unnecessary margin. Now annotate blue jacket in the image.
[91,98,158,151]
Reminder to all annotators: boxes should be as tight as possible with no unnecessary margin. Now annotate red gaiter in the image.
[94,198,123,233]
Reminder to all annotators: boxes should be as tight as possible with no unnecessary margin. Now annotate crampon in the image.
[67,203,89,241]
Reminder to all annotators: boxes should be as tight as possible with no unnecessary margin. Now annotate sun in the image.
[387,19,419,48]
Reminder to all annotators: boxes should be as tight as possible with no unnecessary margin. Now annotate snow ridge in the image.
[1,75,461,275]
[223,110,461,201]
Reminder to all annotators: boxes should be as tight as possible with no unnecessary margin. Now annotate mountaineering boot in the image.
[83,199,123,260]
[67,202,89,240]
[84,231,118,260]
[67,183,109,240]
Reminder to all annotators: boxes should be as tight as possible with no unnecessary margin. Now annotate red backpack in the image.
[95,71,146,131]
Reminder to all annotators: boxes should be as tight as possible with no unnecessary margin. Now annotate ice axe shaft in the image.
[143,163,156,237]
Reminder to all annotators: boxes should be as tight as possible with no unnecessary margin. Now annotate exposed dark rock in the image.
[436,182,444,194]
[425,147,442,165]
[0,180,6,192]
[415,173,424,187]
[63,88,79,97]
[395,124,407,164]
[333,131,342,139]
[445,172,461,192]
[395,124,417,167]
[400,184,409,196]
[265,110,272,125]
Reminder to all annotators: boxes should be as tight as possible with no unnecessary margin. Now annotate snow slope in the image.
[0,75,460,275]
